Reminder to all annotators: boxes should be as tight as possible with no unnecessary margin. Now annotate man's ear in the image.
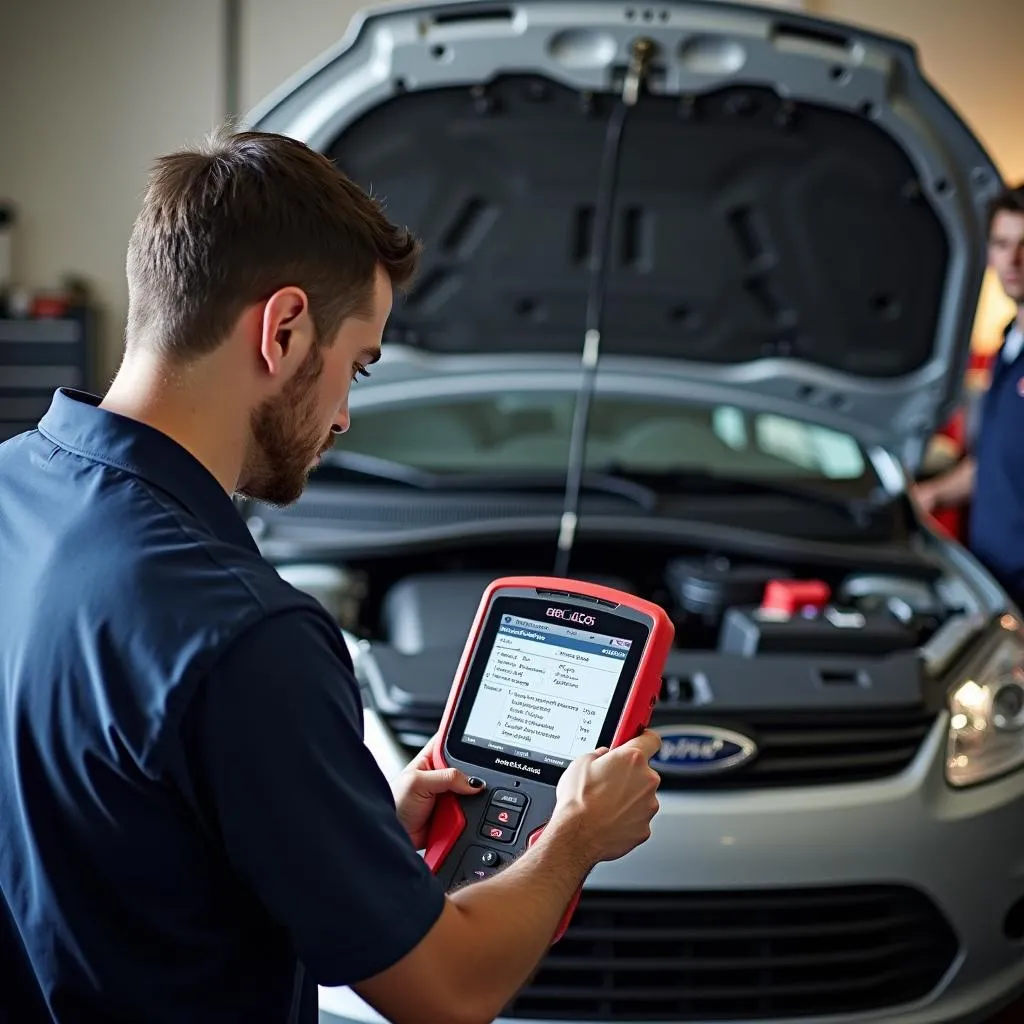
[257,286,314,380]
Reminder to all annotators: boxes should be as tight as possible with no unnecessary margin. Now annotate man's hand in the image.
[548,730,662,864]
[392,734,485,850]
[356,730,663,1024]
[911,456,976,518]
[910,479,941,516]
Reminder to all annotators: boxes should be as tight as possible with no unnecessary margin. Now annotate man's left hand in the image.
[392,734,486,850]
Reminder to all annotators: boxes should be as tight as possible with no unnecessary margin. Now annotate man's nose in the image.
[331,408,350,435]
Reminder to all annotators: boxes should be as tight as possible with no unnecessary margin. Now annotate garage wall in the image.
[0,0,223,381]
[0,0,1019,379]
[240,0,365,116]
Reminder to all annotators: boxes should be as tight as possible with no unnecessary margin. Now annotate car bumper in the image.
[320,715,1024,1024]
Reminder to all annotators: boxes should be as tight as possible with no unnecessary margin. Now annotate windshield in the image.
[333,391,877,488]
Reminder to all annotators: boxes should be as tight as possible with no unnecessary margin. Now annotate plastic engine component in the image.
[720,605,919,657]
[839,575,942,619]
[275,563,366,630]
[383,572,632,654]
[383,573,496,655]
[666,557,791,620]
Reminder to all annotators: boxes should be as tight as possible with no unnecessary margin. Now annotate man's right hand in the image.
[549,730,663,865]
[353,732,664,1024]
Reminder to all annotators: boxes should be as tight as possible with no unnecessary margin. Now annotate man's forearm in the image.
[443,819,593,1021]
[934,456,976,506]
[352,817,597,1024]
[356,740,661,1024]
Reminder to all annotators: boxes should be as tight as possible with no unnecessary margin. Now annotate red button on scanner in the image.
[485,804,523,829]
[480,823,514,843]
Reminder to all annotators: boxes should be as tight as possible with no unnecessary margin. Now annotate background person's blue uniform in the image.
[0,388,445,1023]
[969,320,1024,604]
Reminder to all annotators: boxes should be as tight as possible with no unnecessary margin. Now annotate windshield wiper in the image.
[318,450,658,511]
[608,466,886,526]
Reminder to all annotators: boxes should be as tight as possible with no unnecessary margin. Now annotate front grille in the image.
[650,705,937,789]
[504,886,958,1021]
[382,707,937,788]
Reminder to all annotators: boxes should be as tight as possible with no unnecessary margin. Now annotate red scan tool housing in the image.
[423,575,674,943]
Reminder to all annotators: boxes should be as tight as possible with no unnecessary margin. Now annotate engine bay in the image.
[275,539,955,661]
[271,538,968,783]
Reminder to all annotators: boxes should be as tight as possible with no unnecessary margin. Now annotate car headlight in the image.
[947,615,1024,787]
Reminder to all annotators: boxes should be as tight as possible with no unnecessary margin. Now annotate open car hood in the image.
[249,0,1002,466]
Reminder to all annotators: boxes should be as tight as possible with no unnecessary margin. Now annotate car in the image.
[242,1,1024,1021]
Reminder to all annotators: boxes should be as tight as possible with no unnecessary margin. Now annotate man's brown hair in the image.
[125,127,420,360]
[988,184,1024,230]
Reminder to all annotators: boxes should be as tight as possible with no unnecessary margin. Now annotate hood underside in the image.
[249,0,1002,464]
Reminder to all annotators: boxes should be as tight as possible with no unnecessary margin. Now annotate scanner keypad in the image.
[476,789,529,845]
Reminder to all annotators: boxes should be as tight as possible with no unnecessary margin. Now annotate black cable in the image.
[554,40,652,578]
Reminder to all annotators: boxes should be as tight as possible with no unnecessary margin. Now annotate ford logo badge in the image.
[652,725,758,775]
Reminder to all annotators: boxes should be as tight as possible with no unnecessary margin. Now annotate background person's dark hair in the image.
[988,184,1024,230]
[124,127,420,361]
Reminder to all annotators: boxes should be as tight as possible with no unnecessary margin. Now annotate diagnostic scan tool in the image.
[424,576,673,939]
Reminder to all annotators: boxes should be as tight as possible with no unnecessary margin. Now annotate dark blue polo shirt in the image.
[970,321,1024,601]
[0,389,445,1023]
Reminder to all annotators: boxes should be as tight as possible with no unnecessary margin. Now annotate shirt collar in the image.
[37,388,259,552]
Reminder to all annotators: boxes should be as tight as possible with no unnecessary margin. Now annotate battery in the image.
[719,604,918,657]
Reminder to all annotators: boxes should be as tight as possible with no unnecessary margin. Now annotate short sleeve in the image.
[187,608,445,986]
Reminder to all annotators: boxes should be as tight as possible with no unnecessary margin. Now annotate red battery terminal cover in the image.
[761,579,831,616]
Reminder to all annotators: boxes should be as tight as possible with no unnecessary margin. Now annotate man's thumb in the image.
[416,768,487,795]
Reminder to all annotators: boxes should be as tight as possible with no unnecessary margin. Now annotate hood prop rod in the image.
[554,37,654,577]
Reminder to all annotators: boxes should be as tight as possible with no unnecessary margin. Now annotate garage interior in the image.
[3,1,1024,1023]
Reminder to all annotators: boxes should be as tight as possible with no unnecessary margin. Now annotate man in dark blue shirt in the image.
[915,185,1024,604]
[0,130,662,1024]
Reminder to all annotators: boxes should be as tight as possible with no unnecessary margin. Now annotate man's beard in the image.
[237,343,334,506]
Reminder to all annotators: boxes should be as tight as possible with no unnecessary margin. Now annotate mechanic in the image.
[914,184,1024,605]
[0,129,663,1024]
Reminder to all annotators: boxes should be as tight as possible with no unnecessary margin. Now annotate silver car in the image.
[244,2,1024,1021]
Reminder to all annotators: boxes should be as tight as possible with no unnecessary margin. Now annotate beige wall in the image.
[0,0,1019,379]
[240,0,365,116]
[0,0,365,383]
[0,0,222,381]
